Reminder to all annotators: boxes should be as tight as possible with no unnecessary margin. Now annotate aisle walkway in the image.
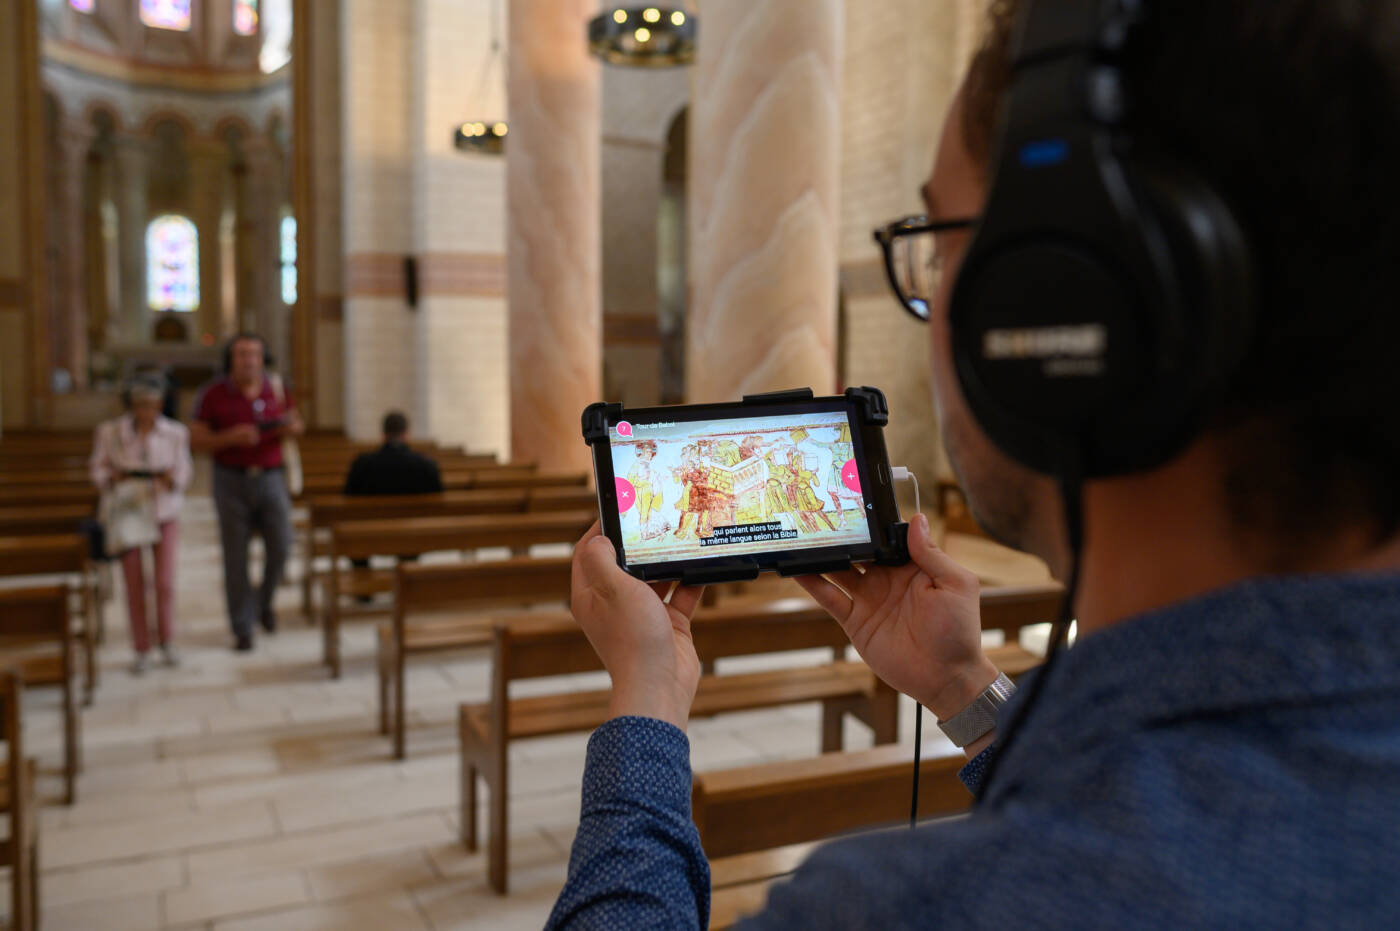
[25,497,968,930]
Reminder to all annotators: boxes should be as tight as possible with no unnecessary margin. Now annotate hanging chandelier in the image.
[454,0,508,156]
[455,121,508,156]
[588,6,696,67]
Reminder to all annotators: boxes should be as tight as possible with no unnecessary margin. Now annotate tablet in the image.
[582,387,909,584]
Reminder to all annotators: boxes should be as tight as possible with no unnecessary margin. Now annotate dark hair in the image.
[963,0,1400,549]
[382,411,409,439]
[222,332,271,374]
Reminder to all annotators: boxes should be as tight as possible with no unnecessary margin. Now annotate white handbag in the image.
[269,374,304,496]
[100,479,160,556]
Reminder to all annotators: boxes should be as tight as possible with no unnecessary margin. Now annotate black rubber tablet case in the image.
[582,386,911,585]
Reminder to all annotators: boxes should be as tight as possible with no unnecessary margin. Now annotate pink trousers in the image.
[121,521,179,654]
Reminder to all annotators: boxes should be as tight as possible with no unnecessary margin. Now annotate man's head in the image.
[927,0,1400,567]
[382,411,410,443]
[226,333,267,387]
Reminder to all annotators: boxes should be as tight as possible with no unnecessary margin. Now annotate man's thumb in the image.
[577,534,622,594]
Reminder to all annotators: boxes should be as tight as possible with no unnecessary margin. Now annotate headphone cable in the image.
[972,455,1084,805]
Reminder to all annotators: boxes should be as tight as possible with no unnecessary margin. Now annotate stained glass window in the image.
[147,215,200,312]
[234,0,258,35]
[69,0,95,13]
[280,214,297,305]
[140,0,191,31]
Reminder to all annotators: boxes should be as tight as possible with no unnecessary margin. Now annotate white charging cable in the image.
[890,466,920,516]
[889,465,925,828]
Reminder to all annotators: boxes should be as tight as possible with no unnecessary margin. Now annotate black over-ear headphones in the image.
[221,333,273,375]
[949,0,1256,480]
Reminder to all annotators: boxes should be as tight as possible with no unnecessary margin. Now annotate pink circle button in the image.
[841,460,861,495]
[616,422,634,438]
[615,477,637,514]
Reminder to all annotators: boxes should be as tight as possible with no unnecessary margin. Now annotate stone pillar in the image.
[507,0,601,473]
[189,138,228,346]
[55,120,96,388]
[688,0,844,401]
[342,0,415,441]
[407,0,510,456]
[112,134,151,345]
[238,138,284,360]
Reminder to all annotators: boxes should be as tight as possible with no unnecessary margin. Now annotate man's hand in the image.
[223,424,260,448]
[796,513,999,722]
[283,410,305,438]
[571,523,705,731]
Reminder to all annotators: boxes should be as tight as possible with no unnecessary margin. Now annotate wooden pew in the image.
[0,587,81,804]
[0,665,39,931]
[294,465,579,500]
[0,506,92,538]
[299,487,595,619]
[0,535,103,704]
[458,600,898,893]
[321,509,594,678]
[693,744,971,860]
[0,486,98,510]
[0,470,93,487]
[388,557,577,758]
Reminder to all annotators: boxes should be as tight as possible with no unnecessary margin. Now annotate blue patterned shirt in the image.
[547,573,1400,928]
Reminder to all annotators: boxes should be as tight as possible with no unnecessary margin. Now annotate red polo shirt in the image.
[193,377,294,469]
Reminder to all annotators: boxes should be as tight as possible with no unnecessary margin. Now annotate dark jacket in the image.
[343,442,444,496]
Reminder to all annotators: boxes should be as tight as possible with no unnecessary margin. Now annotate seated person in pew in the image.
[89,373,193,674]
[342,411,444,595]
[547,2,1400,927]
[342,411,444,498]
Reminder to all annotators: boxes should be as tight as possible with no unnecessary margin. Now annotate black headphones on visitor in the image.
[221,333,273,375]
[949,0,1257,481]
[941,0,1260,801]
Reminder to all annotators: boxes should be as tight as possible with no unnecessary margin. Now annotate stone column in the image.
[507,0,601,473]
[189,138,228,346]
[688,0,844,401]
[238,138,281,357]
[112,134,151,345]
[55,120,96,388]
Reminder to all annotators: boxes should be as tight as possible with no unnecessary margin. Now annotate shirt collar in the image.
[991,572,1400,791]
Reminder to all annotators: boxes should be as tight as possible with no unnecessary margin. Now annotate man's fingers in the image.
[667,584,705,620]
[907,513,979,593]
[794,574,854,624]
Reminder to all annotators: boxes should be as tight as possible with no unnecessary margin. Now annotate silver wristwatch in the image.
[936,673,1016,748]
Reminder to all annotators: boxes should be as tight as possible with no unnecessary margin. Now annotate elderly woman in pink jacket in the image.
[90,374,193,673]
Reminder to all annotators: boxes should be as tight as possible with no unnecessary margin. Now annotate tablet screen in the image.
[606,410,874,568]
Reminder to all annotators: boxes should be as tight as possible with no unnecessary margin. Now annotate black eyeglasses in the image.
[872,216,977,322]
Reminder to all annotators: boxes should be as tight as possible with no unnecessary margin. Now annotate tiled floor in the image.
[13,496,1049,930]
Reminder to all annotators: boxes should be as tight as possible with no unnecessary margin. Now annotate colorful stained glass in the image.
[146,215,200,312]
[234,0,258,35]
[280,214,297,305]
[140,0,191,31]
[69,0,95,13]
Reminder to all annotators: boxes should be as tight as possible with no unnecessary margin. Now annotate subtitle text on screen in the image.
[699,522,800,548]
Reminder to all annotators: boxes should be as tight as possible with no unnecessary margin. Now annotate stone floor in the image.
[10,496,1049,930]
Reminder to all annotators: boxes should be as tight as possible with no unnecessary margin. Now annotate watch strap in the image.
[936,672,1016,748]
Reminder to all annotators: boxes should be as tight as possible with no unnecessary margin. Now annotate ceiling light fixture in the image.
[588,6,696,68]
[454,0,508,156]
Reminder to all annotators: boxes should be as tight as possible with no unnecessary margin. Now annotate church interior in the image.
[0,0,1060,927]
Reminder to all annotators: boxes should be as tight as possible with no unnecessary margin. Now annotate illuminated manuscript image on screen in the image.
[608,411,873,567]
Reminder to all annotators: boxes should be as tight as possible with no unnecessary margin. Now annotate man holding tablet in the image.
[549,1,1400,927]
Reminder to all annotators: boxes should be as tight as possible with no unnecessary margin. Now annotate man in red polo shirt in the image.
[191,333,304,651]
